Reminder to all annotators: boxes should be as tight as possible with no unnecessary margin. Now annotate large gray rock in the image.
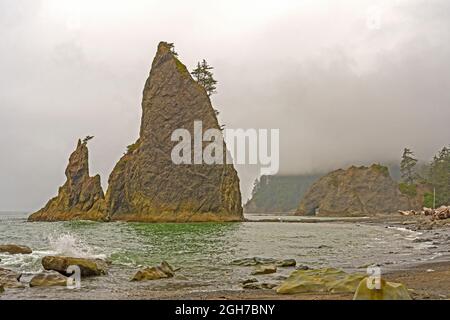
[42,256,108,277]
[104,42,243,222]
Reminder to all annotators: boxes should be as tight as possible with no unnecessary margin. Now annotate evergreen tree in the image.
[400,148,418,185]
[429,146,450,206]
[191,59,218,96]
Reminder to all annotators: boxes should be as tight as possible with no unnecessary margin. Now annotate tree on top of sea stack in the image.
[103,41,243,222]
[191,59,218,96]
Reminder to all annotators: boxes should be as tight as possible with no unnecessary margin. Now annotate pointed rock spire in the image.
[28,140,106,221]
[104,41,243,221]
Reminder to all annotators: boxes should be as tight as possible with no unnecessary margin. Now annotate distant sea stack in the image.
[29,139,106,221]
[244,174,323,213]
[104,42,242,222]
[29,42,243,222]
[296,164,427,217]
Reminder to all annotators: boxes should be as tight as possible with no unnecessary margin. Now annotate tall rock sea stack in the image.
[104,42,243,221]
[29,140,106,221]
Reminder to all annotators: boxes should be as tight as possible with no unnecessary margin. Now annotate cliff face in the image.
[297,165,423,217]
[29,140,106,221]
[244,174,322,213]
[103,42,242,222]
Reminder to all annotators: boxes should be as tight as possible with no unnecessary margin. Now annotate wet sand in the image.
[144,260,448,300]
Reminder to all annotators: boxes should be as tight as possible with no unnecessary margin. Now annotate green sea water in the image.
[0,212,446,299]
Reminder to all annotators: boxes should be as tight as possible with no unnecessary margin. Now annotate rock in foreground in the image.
[30,271,68,287]
[0,268,23,289]
[353,277,412,300]
[0,244,32,255]
[252,265,277,275]
[28,140,106,222]
[131,261,175,281]
[231,257,296,267]
[42,256,108,277]
[297,164,425,216]
[277,268,365,294]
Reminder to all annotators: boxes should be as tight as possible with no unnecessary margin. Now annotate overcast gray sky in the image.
[1,0,449,211]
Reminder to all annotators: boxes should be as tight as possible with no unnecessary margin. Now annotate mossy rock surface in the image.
[277,268,365,294]
[353,277,412,300]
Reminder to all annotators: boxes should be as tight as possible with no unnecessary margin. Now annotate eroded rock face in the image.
[28,140,106,222]
[104,42,243,222]
[297,165,422,217]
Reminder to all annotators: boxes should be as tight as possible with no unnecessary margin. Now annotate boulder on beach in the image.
[28,139,106,222]
[252,265,277,275]
[353,277,412,300]
[42,256,108,277]
[243,282,278,290]
[277,268,366,294]
[0,268,23,289]
[231,257,296,267]
[30,271,68,288]
[131,261,175,281]
[0,244,32,255]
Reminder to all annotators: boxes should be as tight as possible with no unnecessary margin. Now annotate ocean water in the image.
[0,212,446,299]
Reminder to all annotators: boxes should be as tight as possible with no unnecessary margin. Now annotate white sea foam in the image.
[47,233,105,259]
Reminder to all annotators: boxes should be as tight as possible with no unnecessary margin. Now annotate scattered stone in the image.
[231,257,296,267]
[353,278,412,300]
[30,271,68,287]
[251,265,277,275]
[42,256,108,277]
[0,244,32,255]
[412,238,432,243]
[295,265,310,271]
[131,261,175,281]
[243,282,277,290]
[241,278,258,285]
[277,268,365,294]
[0,268,23,288]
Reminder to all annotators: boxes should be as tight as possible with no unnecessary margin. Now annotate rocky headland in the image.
[297,164,428,217]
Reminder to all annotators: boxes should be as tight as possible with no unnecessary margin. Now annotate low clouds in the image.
[0,0,449,210]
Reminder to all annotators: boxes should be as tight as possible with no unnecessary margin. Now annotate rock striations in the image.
[296,164,425,217]
[29,42,243,223]
[29,139,106,221]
